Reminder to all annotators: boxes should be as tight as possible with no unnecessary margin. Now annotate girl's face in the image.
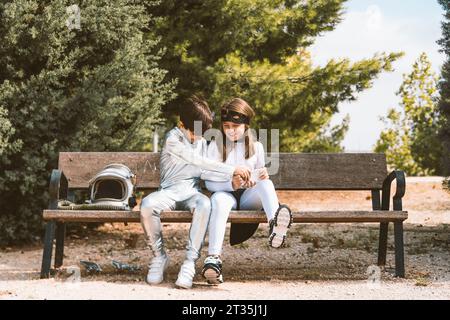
[223,121,246,141]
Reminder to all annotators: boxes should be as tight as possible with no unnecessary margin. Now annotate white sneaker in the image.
[269,205,293,248]
[146,254,169,285]
[202,255,224,285]
[175,260,196,289]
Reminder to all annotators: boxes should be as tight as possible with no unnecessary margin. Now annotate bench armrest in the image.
[381,170,406,211]
[49,169,68,209]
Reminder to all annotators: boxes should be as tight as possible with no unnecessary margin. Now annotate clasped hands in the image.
[232,166,269,190]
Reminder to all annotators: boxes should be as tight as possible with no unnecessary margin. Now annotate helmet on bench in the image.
[88,163,137,210]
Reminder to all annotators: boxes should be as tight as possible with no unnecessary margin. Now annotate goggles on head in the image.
[221,109,250,125]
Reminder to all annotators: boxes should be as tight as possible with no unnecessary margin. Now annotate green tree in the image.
[149,0,402,151]
[0,107,18,155]
[438,0,450,192]
[0,0,175,244]
[374,53,443,176]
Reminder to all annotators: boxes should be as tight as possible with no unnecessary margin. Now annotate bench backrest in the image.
[58,152,387,191]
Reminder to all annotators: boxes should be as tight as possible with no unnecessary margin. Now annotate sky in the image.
[310,0,445,151]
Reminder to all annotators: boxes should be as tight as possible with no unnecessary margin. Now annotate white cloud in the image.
[310,4,445,151]
[366,5,383,31]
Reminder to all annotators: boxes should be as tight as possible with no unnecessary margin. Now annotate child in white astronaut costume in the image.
[202,98,293,285]
[140,96,250,289]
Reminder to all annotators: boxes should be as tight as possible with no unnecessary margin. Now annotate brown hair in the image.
[219,98,256,161]
[179,95,213,134]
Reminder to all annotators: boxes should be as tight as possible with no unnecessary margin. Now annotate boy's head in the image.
[179,95,213,140]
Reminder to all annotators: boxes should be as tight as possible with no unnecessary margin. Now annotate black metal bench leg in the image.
[377,222,389,266]
[55,222,66,268]
[40,221,56,279]
[394,221,405,278]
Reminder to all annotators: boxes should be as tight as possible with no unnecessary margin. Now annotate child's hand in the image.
[232,175,256,190]
[232,175,244,190]
[233,166,251,182]
[243,180,256,188]
[259,167,269,180]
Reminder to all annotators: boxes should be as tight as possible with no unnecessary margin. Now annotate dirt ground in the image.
[0,176,449,300]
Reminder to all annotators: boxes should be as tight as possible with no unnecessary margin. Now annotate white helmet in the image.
[88,163,137,210]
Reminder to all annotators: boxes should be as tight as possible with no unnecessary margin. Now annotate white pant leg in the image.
[208,192,237,256]
[239,179,279,221]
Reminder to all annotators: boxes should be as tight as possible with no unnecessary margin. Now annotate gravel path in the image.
[1,279,449,300]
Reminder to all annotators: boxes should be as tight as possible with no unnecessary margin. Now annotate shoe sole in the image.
[270,207,292,248]
[146,256,170,285]
[204,268,223,285]
[175,279,192,289]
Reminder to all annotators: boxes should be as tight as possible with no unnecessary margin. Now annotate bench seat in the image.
[43,209,408,223]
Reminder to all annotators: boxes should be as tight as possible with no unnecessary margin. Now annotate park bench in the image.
[40,152,407,279]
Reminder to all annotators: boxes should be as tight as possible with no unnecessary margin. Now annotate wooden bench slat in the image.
[58,152,387,190]
[43,210,408,223]
[269,153,387,190]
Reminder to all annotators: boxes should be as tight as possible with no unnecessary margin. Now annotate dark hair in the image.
[179,95,213,134]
